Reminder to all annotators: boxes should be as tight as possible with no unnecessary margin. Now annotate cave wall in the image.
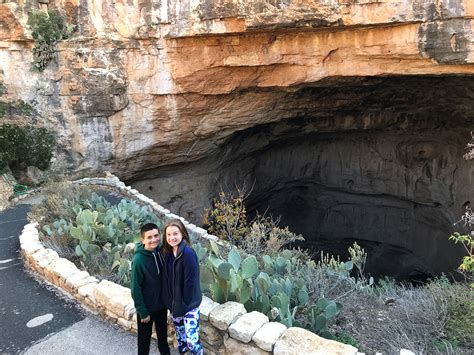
[1,1,474,277]
[131,76,474,279]
[1,0,474,178]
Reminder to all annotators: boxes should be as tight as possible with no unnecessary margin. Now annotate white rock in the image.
[28,248,49,269]
[51,258,79,281]
[273,327,358,355]
[117,317,132,330]
[223,334,269,354]
[65,270,98,291]
[19,225,39,242]
[149,202,160,209]
[209,301,246,331]
[252,321,287,351]
[200,296,219,321]
[21,241,44,255]
[94,280,133,318]
[35,249,59,269]
[166,213,180,220]
[400,350,416,355]
[124,302,136,321]
[204,233,219,241]
[78,282,98,303]
[228,311,269,343]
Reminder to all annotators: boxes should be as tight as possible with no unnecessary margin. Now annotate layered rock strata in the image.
[1,0,474,278]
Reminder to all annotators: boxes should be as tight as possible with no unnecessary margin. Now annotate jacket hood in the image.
[176,240,188,256]
[134,242,158,256]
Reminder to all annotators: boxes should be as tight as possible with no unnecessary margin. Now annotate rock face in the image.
[1,0,473,278]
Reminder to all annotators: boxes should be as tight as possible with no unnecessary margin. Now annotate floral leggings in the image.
[172,307,203,354]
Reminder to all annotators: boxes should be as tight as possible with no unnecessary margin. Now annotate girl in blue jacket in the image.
[161,219,202,354]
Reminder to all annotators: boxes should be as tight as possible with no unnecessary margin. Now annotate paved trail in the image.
[0,197,172,355]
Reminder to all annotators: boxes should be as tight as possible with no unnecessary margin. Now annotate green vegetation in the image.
[197,242,340,333]
[450,231,473,271]
[0,124,55,173]
[0,102,6,118]
[203,191,248,244]
[31,182,162,286]
[14,100,34,116]
[0,100,35,118]
[27,10,74,72]
[335,331,360,348]
[203,189,304,253]
[0,82,5,118]
[443,280,474,350]
[32,185,474,353]
[450,207,474,288]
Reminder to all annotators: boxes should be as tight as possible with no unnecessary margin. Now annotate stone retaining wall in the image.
[19,174,358,354]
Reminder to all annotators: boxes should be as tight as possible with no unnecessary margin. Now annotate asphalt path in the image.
[0,195,174,355]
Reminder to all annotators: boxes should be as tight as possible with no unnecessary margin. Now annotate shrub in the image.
[0,124,56,173]
[29,181,94,225]
[443,280,474,348]
[336,276,473,354]
[335,331,360,348]
[0,102,6,118]
[240,215,304,256]
[348,242,367,280]
[203,190,304,255]
[14,100,33,116]
[27,10,74,72]
[451,207,474,286]
[203,191,248,244]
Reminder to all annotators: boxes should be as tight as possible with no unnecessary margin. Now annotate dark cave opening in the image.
[131,75,474,281]
[235,126,470,281]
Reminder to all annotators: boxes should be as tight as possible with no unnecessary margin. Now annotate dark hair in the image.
[162,219,191,255]
[140,223,159,238]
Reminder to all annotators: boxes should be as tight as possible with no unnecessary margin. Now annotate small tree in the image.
[202,188,304,255]
[202,190,248,244]
[451,207,474,286]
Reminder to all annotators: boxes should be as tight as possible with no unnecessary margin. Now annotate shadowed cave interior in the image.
[130,75,474,281]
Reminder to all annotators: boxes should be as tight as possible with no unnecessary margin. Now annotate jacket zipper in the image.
[172,248,184,314]
[152,252,160,275]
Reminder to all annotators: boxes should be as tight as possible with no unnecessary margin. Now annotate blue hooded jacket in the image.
[160,241,202,317]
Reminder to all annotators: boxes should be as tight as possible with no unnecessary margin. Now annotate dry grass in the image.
[331,277,473,354]
[28,180,94,224]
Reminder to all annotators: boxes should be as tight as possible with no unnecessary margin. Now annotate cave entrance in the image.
[132,75,474,281]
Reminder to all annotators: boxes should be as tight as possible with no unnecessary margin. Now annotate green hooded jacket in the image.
[130,242,165,319]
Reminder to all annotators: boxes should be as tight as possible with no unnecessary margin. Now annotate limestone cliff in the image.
[1,0,473,278]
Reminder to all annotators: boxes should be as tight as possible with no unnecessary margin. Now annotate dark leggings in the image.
[137,308,170,355]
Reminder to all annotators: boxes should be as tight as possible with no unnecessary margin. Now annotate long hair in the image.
[162,219,191,255]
